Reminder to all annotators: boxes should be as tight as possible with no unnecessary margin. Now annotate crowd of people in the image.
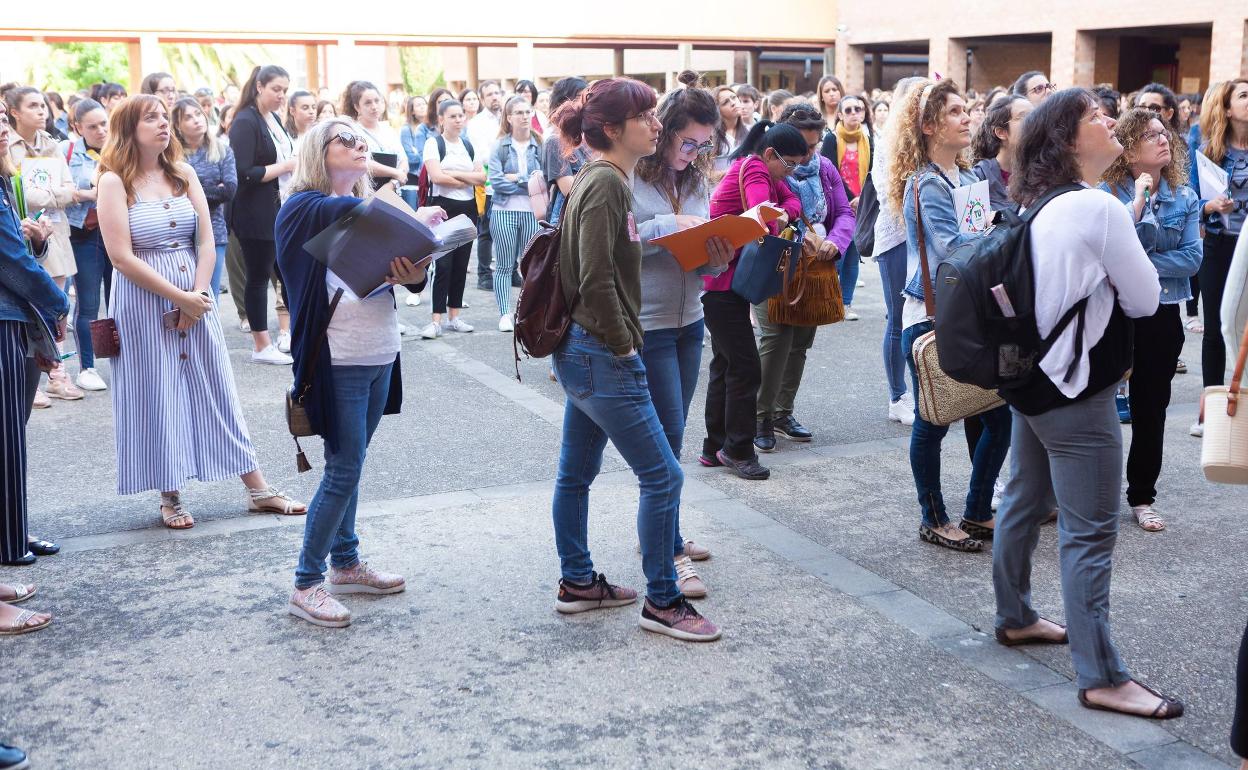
[0,61,1246,769]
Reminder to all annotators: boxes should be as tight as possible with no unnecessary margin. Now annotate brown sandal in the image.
[994,618,1069,646]
[160,493,194,530]
[1078,680,1184,720]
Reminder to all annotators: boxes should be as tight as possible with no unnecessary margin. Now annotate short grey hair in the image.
[286,117,372,199]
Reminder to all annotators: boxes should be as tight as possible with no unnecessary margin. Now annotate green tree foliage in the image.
[29,43,129,94]
[400,48,446,97]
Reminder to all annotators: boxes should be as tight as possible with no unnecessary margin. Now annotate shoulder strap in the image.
[736,157,752,212]
[462,137,475,160]
[293,288,344,404]
[436,134,447,161]
[913,180,936,318]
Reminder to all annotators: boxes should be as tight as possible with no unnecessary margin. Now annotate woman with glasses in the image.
[820,93,873,320]
[487,95,543,332]
[276,118,442,627]
[141,72,178,111]
[1098,109,1202,533]
[1012,71,1054,105]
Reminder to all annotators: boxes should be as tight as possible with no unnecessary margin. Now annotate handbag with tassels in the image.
[767,214,845,327]
[911,182,1004,426]
[286,288,343,472]
[1201,317,1248,484]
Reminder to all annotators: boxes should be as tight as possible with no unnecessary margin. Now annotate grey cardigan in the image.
[632,174,725,332]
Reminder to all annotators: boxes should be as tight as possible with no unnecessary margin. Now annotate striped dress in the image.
[110,195,258,495]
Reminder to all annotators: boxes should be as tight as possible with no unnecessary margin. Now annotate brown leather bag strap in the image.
[914,180,936,319]
[294,288,344,404]
[1227,317,1248,416]
[737,158,750,212]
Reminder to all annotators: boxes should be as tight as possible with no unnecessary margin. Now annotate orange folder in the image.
[651,202,784,272]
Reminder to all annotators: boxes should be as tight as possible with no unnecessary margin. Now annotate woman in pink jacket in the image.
[701,121,804,481]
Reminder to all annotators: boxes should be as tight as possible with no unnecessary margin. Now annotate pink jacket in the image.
[704,156,803,292]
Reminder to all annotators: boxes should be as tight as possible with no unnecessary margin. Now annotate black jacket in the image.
[228,105,287,240]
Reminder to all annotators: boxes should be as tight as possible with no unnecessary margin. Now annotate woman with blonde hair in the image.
[97,94,305,530]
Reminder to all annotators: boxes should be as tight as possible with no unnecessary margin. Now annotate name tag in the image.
[626,212,640,242]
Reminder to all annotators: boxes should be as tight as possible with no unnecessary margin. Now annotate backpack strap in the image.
[1038,295,1091,384]
[462,137,474,161]
[436,135,447,161]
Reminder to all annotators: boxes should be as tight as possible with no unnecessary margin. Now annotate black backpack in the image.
[933,184,1085,391]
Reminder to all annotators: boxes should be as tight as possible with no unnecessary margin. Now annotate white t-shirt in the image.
[423,135,476,201]
[325,270,401,367]
[466,111,501,171]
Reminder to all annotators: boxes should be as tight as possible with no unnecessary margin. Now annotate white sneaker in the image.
[991,478,1005,511]
[498,315,514,333]
[75,368,107,391]
[276,330,292,354]
[444,317,474,333]
[844,307,860,321]
[405,292,422,307]
[419,322,442,339]
[251,345,293,365]
[1190,420,1203,437]
[888,398,915,426]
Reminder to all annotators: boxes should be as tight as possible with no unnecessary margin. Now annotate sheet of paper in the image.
[952,179,991,234]
[1196,151,1229,199]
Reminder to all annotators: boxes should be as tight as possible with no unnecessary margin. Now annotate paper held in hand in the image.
[951,179,992,234]
[302,185,477,297]
[1196,151,1229,200]
[650,201,785,271]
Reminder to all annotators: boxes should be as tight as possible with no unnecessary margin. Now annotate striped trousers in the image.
[0,320,39,563]
[488,209,540,317]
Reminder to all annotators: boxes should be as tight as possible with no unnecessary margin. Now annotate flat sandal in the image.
[0,584,36,605]
[0,608,51,636]
[994,618,1069,646]
[160,494,194,530]
[1078,680,1184,720]
[247,486,307,515]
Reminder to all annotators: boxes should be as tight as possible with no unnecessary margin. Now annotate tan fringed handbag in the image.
[911,184,1004,426]
[1201,318,1248,484]
[767,214,846,327]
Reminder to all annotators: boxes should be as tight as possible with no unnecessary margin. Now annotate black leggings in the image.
[430,196,478,314]
[1235,618,1248,759]
[1200,232,1237,387]
[238,236,284,334]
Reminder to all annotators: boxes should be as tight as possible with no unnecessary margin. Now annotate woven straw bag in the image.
[910,182,1004,427]
[1201,318,1248,484]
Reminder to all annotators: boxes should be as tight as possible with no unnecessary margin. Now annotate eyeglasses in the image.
[632,110,659,125]
[1030,82,1056,96]
[1141,103,1165,114]
[842,105,864,114]
[678,137,716,155]
[770,149,798,170]
[323,130,361,151]
[1140,129,1170,145]
[510,109,533,118]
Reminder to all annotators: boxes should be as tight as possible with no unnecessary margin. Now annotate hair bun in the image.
[677,70,703,88]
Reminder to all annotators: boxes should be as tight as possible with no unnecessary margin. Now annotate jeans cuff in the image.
[330,556,360,572]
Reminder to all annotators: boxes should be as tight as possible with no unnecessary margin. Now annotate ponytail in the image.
[237,65,289,114]
[731,120,806,161]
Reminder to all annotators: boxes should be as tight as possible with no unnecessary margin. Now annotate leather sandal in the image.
[0,584,36,604]
[1078,680,1184,720]
[0,607,51,636]
[247,487,307,515]
[919,524,984,552]
[160,493,194,530]
[994,618,1069,646]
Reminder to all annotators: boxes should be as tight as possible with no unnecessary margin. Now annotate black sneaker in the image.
[555,572,638,614]
[715,450,771,480]
[754,419,777,453]
[773,415,813,442]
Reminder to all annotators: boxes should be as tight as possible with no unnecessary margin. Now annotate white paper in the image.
[952,179,991,234]
[1196,151,1229,200]
[429,214,478,260]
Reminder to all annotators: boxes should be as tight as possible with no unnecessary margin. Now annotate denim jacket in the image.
[61,137,100,229]
[1100,177,1202,304]
[0,177,69,327]
[488,135,543,208]
[902,167,981,301]
[185,144,238,245]
[1188,142,1239,234]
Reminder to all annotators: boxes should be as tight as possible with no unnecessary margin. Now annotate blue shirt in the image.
[902,166,982,302]
[1100,177,1202,304]
[1188,142,1246,235]
[0,177,68,327]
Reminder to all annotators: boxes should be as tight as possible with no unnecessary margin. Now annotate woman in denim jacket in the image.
[172,97,237,299]
[890,79,1011,553]
[1099,109,1202,533]
[487,96,544,331]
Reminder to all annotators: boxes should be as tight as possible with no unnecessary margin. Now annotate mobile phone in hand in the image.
[162,309,181,330]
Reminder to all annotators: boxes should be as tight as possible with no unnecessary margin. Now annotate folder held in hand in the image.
[650,202,784,271]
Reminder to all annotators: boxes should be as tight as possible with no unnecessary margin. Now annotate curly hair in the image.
[1009,88,1098,208]
[636,70,716,196]
[1101,108,1188,191]
[886,79,968,215]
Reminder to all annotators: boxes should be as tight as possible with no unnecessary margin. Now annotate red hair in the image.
[550,77,656,156]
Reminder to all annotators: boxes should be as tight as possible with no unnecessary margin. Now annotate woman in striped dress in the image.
[97,95,305,529]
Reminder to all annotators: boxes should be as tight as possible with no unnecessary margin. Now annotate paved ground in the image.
[6,256,1245,769]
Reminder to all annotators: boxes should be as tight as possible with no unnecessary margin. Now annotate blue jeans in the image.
[838,241,861,306]
[552,323,683,605]
[295,362,393,589]
[211,243,226,299]
[642,320,705,558]
[70,230,112,369]
[875,242,908,402]
[902,320,1011,527]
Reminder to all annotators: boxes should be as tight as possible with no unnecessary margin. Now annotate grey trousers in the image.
[754,303,817,421]
[992,384,1131,690]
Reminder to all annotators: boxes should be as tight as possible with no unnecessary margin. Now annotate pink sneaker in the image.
[640,597,721,642]
[682,540,711,561]
[674,555,708,599]
[328,562,406,595]
[288,584,351,628]
[555,572,638,614]
[45,369,84,400]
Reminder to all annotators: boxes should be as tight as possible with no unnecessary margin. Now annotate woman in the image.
[400,95,429,180]
[970,95,1032,215]
[753,104,853,453]
[992,88,1179,720]
[91,82,127,113]
[96,95,305,530]
[1189,79,1248,436]
[703,121,804,481]
[6,86,82,404]
[276,118,440,627]
[871,77,924,427]
[540,78,591,228]
[891,78,1011,552]
[229,64,296,366]
[62,98,113,392]
[514,80,544,136]
[736,85,761,129]
[140,72,178,111]
[44,92,68,141]
[420,99,483,338]
[820,94,874,320]
[284,90,317,142]
[173,97,237,299]
[341,81,407,190]
[765,90,797,123]
[816,75,844,132]
[535,89,552,125]
[967,96,987,137]
[217,104,235,140]
[548,77,720,642]
[458,88,481,121]
[1012,71,1054,104]
[487,95,543,332]
[633,79,734,597]
[0,96,67,597]
[314,101,337,123]
[873,100,890,130]
[1099,109,1202,532]
[711,85,748,180]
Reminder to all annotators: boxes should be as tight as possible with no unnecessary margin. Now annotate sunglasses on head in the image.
[323,130,361,151]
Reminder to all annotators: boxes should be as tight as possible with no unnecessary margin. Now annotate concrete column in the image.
[1210,13,1248,82]
[823,46,835,77]
[516,40,536,82]
[870,53,884,92]
[747,49,760,88]
[613,47,625,77]
[465,45,480,90]
[839,45,865,94]
[1051,28,1096,89]
[326,37,358,94]
[136,33,162,86]
[305,45,321,91]
[126,41,143,94]
[384,44,403,89]
[928,36,967,83]
[678,43,693,72]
